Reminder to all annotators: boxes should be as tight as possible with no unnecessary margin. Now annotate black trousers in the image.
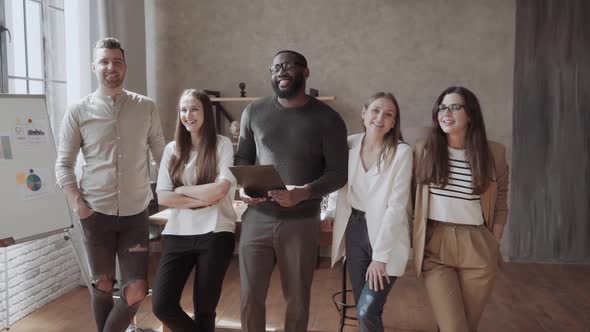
[152,231,235,332]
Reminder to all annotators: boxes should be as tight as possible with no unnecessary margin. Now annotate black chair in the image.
[331,259,357,332]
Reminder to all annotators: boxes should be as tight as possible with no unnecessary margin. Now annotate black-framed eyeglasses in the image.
[268,61,305,74]
[437,104,465,113]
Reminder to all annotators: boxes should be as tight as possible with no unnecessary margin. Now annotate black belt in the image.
[351,207,365,217]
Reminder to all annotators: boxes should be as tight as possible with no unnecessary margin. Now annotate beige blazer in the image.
[412,140,509,276]
[325,134,413,276]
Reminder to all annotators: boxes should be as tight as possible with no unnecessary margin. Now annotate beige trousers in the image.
[422,220,500,332]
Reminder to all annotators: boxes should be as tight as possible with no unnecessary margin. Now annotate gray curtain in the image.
[93,0,147,95]
[509,0,590,262]
[40,0,91,287]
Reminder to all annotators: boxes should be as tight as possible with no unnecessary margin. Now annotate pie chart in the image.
[26,169,42,191]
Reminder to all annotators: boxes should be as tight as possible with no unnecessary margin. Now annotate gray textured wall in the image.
[145,0,515,153]
[509,0,590,262]
[145,0,520,257]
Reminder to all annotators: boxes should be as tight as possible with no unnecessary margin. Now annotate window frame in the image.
[0,0,67,95]
[0,0,7,92]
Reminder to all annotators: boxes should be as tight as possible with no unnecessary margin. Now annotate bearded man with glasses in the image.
[235,50,348,332]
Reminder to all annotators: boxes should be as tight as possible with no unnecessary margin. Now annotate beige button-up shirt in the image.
[55,90,166,216]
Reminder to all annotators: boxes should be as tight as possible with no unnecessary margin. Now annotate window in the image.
[1,0,68,148]
[0,0,66,95]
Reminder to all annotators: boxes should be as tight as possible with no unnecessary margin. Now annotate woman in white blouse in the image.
[152,89,237,332]
[322,92,413,332]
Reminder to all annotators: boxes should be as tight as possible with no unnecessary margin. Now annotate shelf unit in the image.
[211,96,336,102]
[204,90,336,134]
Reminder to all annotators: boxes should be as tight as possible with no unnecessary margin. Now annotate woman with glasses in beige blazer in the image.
[413,86,509,332]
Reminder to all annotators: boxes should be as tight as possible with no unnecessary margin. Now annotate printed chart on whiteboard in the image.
[0,95,72,243]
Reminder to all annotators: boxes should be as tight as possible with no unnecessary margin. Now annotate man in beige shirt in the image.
[55,37,165,332]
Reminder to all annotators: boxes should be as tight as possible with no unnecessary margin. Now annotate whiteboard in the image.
[0,95,72,244]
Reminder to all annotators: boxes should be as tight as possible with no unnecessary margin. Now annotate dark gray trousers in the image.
[80,209,149,332]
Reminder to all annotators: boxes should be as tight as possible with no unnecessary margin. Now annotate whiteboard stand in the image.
[0,227,88,331]
[64,229,90,288]
[16,226,91,288]
[0,95,73,242]
[0,95,81,330]
[3,247,8,331]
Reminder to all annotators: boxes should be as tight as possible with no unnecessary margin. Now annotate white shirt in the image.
[428,147,484,225]
[348,155,378,212]
[156,136,237,235]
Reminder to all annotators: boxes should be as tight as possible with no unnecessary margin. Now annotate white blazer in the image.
[324,134,413,276]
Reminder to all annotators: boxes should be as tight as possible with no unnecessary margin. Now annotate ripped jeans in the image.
[80,209,150,332]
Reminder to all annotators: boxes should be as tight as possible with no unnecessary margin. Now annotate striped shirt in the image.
[427,147,484,225]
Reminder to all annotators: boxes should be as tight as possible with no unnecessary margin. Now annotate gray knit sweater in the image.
[235,96,348,218]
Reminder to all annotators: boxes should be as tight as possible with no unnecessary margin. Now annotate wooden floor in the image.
[6,256,590,332]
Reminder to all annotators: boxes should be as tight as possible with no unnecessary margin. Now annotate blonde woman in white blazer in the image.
[322,92,413,332]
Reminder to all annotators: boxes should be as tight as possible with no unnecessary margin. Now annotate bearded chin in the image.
[272,84,297,98]
[271,76,304,99]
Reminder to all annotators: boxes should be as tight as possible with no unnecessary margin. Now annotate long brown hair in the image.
[168,89,218,187]
[415,86,493,193]
[363,92,405,170]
